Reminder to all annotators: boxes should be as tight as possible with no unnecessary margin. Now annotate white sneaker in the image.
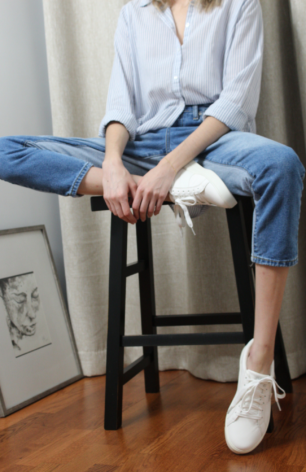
[225,339,286,454]
[169,161,237,235]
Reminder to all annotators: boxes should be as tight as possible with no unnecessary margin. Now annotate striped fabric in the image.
[99,0,264,142]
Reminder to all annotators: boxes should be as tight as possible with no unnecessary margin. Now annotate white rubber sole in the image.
[224,423,268,455]
[184,161,238,209]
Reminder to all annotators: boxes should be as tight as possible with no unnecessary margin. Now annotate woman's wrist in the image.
[159,155,178,175]
[102,153,124,168]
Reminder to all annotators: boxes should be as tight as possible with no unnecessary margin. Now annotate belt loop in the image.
[193,105,199,120]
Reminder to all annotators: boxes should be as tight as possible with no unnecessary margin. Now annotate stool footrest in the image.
[126,260,147,277]
[122,332,245,347]
[123,354,152,385]
[154,313,242,326]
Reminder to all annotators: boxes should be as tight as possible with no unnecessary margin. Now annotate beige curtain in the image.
[42,0,306,380]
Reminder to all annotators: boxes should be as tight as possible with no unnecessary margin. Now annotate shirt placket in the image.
[156,1,194,100]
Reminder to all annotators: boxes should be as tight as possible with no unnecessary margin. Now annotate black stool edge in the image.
[90,195,174,212]
[90,194,251,212]
[154,313,242,326]
[122,332,245,347]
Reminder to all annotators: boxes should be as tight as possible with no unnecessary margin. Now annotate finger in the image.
[104,198,112,212]
[129,179,138,201]
[113,201,123,219]
[107,199,117,216]
[128,182,138,220]
[132,190,143,220]
[154,196,165,216]
[117,187,136,224]
[139,194,150,221]
[112,201,130,223]
[129,193,139,220]
[147,196,158,218]
[121,199,137,224]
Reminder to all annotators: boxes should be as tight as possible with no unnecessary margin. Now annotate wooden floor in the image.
[1,370,306,472]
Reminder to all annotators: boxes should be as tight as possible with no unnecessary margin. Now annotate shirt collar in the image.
[140,0,194,7]
[140,0,152,6]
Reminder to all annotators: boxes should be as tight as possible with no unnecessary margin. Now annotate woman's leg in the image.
[0,135,95,196]
[196,130,306,453]
[194,130,306,374]
[0,135,156,197]
[248,264,290,374]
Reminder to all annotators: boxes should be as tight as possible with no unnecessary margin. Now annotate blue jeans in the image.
[0,104,305,267]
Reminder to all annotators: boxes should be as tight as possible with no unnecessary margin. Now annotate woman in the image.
[0,0,305,454]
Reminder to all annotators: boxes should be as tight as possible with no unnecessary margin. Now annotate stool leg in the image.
[104,214,128,430]
[267,409,274,433]
[226,199,255,343]
[274,325,292,392]
[136,218,160,393]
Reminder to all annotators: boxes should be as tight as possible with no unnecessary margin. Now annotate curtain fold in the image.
[42,0,306,380]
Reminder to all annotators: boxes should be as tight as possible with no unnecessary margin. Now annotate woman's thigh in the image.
[193,130,306,201]
[0,134,158,196]
[13,135,155,177]
[40,135,160,176]
[192,130,305,265]
[25,135,107,166]
[9,131,304,194]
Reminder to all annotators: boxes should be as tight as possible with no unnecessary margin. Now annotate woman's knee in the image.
[264,143,305,182]
[280,146,305,178]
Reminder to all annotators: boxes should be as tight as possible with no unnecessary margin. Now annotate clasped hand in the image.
[102,157,176,224]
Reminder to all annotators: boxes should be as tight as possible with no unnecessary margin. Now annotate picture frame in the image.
[0,225,83,417]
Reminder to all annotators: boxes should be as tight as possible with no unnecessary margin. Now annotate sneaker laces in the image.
[173,196,198,238]
[227,374,286,426]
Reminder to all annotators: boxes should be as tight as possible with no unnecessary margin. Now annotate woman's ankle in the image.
[77,167,103,196]
[247,342,274,375]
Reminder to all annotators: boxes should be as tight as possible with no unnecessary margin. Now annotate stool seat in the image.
[91,195,292,430]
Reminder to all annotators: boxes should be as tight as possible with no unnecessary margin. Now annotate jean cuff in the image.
[251,253,298,267]
[68,162,94,197]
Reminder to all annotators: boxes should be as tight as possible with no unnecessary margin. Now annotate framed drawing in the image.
[0,225,83,417]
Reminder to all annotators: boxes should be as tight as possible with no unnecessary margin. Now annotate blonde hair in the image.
[152,0,223,13]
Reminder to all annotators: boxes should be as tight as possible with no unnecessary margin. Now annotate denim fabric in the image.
[0,104,305,267]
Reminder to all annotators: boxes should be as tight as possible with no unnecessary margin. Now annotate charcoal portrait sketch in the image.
[0,272,52,357]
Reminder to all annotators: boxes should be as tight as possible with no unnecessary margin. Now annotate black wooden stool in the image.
[91,195,292,430]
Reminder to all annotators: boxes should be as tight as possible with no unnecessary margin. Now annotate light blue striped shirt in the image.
[99,0,264,142]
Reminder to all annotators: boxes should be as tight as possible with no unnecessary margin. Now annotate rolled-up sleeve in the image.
[202,0,264,132]
[99,5,138,142]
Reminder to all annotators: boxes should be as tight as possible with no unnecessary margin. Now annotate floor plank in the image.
[0,370,306,471]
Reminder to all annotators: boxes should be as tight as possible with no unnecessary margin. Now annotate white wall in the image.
[0,0,66,298]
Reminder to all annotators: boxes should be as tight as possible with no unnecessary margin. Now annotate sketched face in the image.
[2,274,40,336]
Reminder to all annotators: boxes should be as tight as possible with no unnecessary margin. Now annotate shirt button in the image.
[186,23,189,27]
[174,76,178,80]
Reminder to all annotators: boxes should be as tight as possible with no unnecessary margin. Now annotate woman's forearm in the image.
[103,121,130,163]
[159,116,230,173]
[101,121,140,224]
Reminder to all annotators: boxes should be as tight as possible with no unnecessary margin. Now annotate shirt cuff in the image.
[202,98,249,132]
[99,111,138,142]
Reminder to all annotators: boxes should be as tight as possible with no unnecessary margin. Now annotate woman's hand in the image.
[132,159,177,221]
[102,156,138,224]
